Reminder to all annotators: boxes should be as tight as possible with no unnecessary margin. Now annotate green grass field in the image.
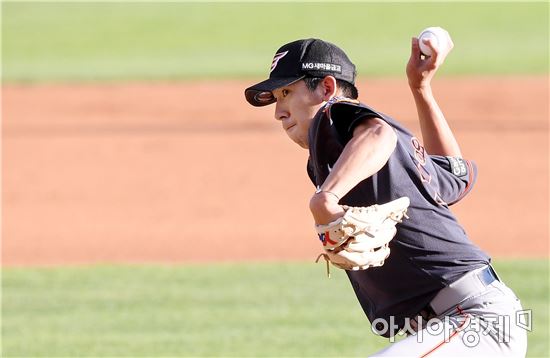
[2,2,548,82]
[2,260,548,357]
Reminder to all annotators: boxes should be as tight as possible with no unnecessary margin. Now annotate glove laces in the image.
[315,253,332,278]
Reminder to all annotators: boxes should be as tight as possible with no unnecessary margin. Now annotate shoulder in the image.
[352,116,390,131]
[324,98,386,140]
[352,116,397,140]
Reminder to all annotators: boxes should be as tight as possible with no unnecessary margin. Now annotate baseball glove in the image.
[315,197,410,276]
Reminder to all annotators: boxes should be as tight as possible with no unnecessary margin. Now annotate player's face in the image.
[272,80,326,149]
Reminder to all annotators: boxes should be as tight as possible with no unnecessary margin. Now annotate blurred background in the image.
[2,2,548,357]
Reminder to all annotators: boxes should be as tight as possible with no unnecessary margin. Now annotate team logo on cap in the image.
[271,51,288,73]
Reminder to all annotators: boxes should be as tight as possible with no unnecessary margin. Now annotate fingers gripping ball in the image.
[418,27,450,57]
[315,197,410,276]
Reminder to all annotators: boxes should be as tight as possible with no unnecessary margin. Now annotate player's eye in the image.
[282,89,289,97]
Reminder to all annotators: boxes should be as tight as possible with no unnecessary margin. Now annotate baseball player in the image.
[244,36,527,356]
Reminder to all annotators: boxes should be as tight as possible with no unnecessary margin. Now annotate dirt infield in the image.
[3,76,548,266]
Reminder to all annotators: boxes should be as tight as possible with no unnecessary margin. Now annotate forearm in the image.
[318,120,396,198]
[410,85,462,157]
[309,119,396,225]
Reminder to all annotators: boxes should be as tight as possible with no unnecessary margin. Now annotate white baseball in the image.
[418,27,448,57]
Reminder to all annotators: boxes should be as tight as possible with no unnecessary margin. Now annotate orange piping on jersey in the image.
[419,307,471,358]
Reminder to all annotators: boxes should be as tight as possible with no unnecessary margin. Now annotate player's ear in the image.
[320,76,337,101]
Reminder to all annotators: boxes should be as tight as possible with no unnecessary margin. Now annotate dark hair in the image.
[303,76,359,99]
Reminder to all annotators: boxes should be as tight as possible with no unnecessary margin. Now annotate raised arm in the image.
[406,32,461,157]
[309,117,397,225]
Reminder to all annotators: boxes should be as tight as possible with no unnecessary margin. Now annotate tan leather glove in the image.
[315,197,410,275]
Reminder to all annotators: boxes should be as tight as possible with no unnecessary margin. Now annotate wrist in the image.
[314,188,341,202]
[310,190,346,225]
[409,83,433,97]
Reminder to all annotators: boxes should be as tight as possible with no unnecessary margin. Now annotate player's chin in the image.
[292,136,309,149]
[286,133,298,145]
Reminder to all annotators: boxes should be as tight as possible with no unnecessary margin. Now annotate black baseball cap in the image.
[245,38,356,107]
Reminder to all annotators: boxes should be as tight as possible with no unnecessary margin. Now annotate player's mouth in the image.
[283,122,296,131]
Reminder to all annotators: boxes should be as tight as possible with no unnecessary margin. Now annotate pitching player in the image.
[244,36,527,356]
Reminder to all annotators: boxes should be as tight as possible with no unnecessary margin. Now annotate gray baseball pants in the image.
[371,266,528,357]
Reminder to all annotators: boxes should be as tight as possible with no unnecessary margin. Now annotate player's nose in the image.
[274,102,289,121]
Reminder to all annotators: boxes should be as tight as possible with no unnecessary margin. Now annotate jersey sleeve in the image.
[429,155,478,205]
[329,101,380,144]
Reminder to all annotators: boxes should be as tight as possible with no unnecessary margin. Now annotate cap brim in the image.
[244,76,304,107]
